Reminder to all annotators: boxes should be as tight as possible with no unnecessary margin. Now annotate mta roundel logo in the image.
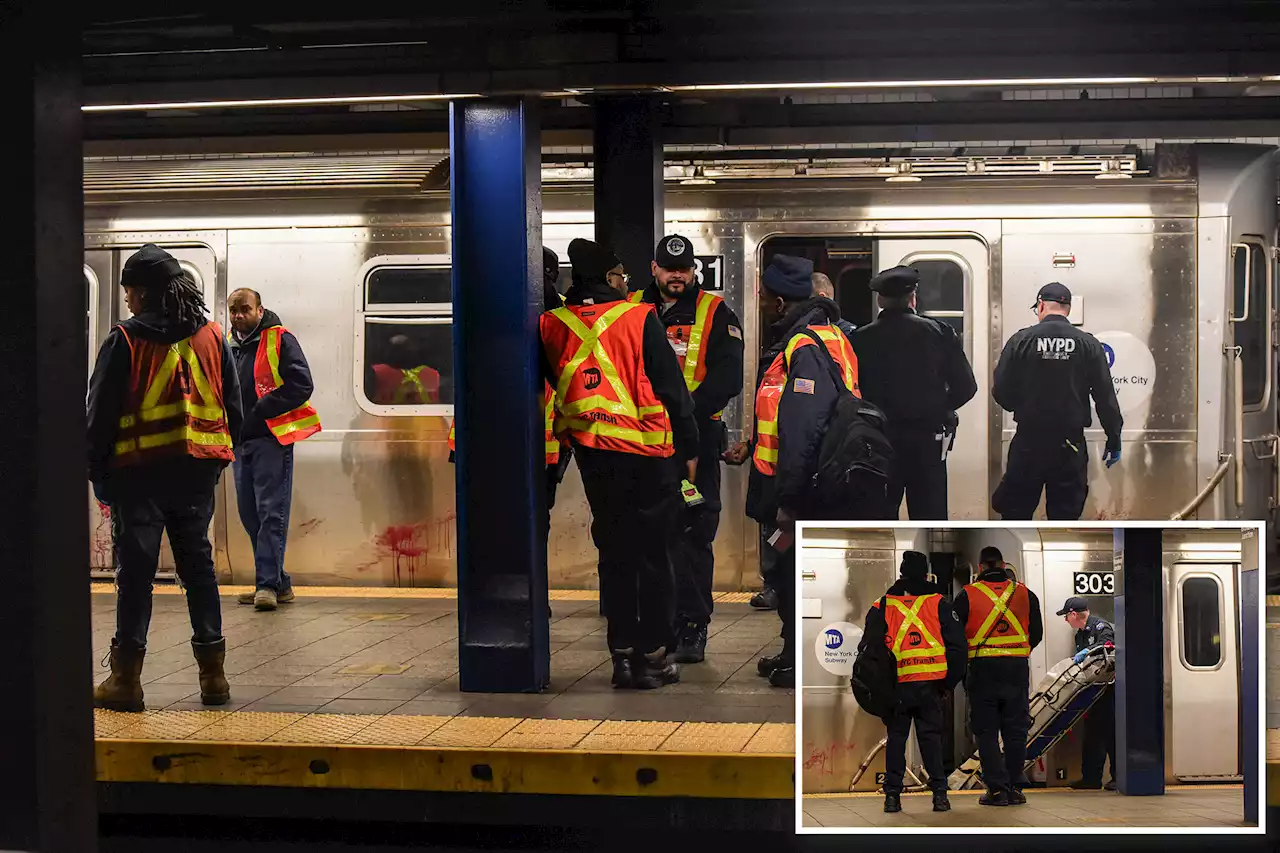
[1102,342,1115,368]
[907,631,923,647]
[996,618,1011,634]
[666,236,686,256]
[824,629,844,649]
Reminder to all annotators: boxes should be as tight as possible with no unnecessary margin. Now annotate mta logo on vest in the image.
[583,367,602,389]
[907,631,923,647]
[996,618,1011,633]
[824,629,843,649]
[1037,337,1076,361]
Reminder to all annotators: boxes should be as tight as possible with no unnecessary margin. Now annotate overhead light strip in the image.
[665,74,1278,92]
[82,92,479,113]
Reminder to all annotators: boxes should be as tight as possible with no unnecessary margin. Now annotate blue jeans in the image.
[114,491,222,648]
[233,437,294,592]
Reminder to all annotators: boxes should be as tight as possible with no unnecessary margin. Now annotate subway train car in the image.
[83,143,1278,588]
[798,526,1250,794]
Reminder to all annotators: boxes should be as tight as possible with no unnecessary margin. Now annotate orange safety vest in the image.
[963,580,1032,659]
[540,300,673,457]
[874,593,949,683]
[752,325,859,475]
[372,363,440,405]
[252,325,322,445]
[449,382,561,465]
[633,289,726,420]
[112,322,234,468]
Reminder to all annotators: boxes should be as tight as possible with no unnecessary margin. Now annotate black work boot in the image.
[979,788,1010,806]
[93,640,146,713]
[768,664,794,688]
[673,623,707,664]
[610,653,634,689]
[192,638,230,706]
[883,792,902,813]
[631,650,680,690]
[756,652,786,677]
[932,789,951,812]
[749,586,779,610]
[1009,787,1028,805]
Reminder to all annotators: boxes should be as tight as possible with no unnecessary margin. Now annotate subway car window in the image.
[361,265,454,410]
[909,259,965,335]
[1180,575,1222,668]
[1232,244,1267,406]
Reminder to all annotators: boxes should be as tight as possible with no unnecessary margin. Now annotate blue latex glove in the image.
[1072,649,1089,664]
[1103,448,1121,469]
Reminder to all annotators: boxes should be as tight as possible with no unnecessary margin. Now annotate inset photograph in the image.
[797,523,1264,833]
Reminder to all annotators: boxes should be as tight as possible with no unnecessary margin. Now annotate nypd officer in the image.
[852,266,977,519]
[953,547,1044,806]
[992,282,1122,520]
[1058,596,1117,790]
[630,234,744,664]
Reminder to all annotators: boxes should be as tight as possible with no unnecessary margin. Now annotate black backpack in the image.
[799,330,896,520]
[851,596,898,720]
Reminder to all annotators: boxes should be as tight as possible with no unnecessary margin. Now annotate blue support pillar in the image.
[593,95,663,283]
[1112,528,1165,795]
[1240,527,1259,825]
[450,98,549,693]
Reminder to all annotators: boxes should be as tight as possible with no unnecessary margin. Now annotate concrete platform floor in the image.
[90,584,793,724]
[802,786,1252,829]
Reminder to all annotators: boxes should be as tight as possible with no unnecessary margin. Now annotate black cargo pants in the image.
[886,426,950,521]
[883,680,949,794]
[968,669,1032,793]
[674,423,724,629]
[1081,685,1117,784]
[993,429,1089,520]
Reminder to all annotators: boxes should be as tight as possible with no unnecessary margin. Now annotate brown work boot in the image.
[93,640,146,712]
[192,639,230,706]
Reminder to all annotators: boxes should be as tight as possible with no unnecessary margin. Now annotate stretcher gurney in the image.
[947,645,1116,790]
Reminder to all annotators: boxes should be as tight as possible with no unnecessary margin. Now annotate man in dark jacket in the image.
[853,266,977,520]
[953,547,1044,806]
[860,551,966,814]
[991,282,1123,520]
[630,234,744,663]
[227,288,317,611]
[1059,596,1118,790]
[88,244,242,712]
[726,254,858,688]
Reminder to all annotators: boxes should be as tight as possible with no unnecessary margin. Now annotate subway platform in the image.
[90,584,794,829]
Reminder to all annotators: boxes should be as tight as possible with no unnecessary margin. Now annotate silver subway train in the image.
[799,525,1254,794]
[83,143,1278,588]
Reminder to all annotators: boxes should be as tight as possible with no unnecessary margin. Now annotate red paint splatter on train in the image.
[802,742,861,775]
[374,525,429,586]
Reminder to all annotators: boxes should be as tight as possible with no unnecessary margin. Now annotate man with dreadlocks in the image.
[88,244,243,712]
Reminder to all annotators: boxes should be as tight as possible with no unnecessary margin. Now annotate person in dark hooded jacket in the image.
[860,551,966,814]
[227,288,318,611]
[87,244,242,713]
[725,253,859,689]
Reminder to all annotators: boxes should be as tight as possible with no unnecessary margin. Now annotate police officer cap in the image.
[762,254,814,300]
[900,550,929,580]
[543,246,560,281]
[655,234,695,270]
[121,243,183,290]
[567,238,622,281]
[869,265,919,297]
[1056,596,1089,616]
[1032,281,1072,309]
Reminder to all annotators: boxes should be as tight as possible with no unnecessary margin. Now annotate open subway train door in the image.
[84,243,220,581]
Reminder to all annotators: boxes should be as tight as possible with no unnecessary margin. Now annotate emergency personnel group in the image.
[85,238,1124,707]
[860,548,1117,814]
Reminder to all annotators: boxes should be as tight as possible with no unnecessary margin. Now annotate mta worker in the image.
[1058,596,1117,790]
[540,238,698,690]
[628,234,744,664]
[227,288,321,611]
[861,551,966,814]
[725,254,859,688]
[450,247,571,545]
[369,334,441,404]
[810,272,857,345]
[992,282,1122,520]
[953,547,1044,807]
[852,266,977,520]
[88,244,243,711]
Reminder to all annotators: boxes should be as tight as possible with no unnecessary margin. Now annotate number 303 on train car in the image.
[1072,571,1115,596]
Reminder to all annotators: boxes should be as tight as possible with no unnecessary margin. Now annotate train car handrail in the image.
[1170,457,1232,520]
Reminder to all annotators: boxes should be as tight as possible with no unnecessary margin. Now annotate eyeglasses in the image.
[608,271,631,286]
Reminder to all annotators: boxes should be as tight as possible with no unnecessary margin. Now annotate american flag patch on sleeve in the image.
[793,378,815,394]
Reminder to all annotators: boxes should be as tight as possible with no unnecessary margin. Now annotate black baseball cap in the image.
[655,234,695,270]
[1032,281,1072,309]
[1055,596,1090,616]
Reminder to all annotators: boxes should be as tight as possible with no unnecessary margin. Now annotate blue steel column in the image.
[0,3,97,850]
[1112,528,1165,795]
[1240,527,1259,825]
[450,99,549,693]
[593,96,664,283]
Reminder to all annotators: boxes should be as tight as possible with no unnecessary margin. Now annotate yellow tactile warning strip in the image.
[807,782,1248,800]
[89,583,761,602]
[1266,595,1280,607]
[1267,729,1279,762]
[95,709,793,799]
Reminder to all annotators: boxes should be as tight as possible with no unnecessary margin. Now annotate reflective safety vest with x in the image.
[884,595,948,680]
[968,582,1030,659]
[549,303,661,422]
